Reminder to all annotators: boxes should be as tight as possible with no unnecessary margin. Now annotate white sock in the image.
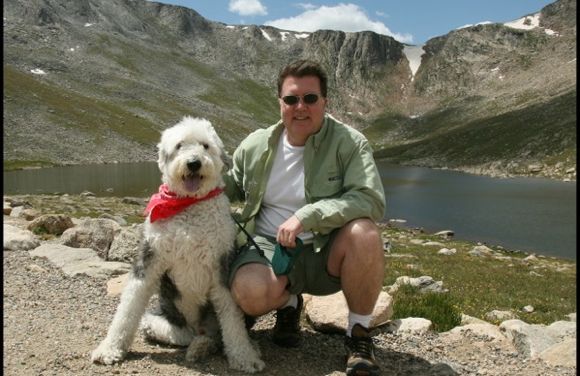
[280,294,298,309]
[347,312,372,337]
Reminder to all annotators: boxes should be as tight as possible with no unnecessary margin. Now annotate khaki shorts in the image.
[228,233,342,296]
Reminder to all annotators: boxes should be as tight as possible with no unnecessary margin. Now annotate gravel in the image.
[3,248,575,376]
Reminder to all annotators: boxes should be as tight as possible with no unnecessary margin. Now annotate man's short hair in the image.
[277,60,328,98]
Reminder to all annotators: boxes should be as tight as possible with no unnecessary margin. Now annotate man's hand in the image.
[276,215,303,248]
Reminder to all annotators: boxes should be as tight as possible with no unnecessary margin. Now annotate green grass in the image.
[392,284,462,332]
[199,78,279,126]
[384,226,576,328]
[3,160,57,171]
[4,65,160,145]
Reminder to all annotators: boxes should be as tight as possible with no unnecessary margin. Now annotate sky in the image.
[154,0,556,45]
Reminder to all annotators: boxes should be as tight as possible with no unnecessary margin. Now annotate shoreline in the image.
[382,220,576,263]
[4,192,576,263]
[5,159,577,183]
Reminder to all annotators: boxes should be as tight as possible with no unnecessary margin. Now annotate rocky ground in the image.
[4,245,576,376]
[3,194,577,376]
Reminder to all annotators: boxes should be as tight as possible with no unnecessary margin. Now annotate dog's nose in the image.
[187,159,202,173]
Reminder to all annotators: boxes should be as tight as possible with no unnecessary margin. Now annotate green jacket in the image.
[224,114,386,252]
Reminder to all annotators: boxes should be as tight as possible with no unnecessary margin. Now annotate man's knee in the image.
[231,265,267,311]
[339,218,382,252]
[230,263,287,316]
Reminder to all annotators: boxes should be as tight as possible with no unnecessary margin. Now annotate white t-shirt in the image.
[255,130,314,243]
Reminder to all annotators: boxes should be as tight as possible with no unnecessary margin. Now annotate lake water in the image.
[3,161,576,260]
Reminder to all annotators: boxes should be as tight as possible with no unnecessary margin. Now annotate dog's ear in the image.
[204,123,225,152]
[157,141,167,172]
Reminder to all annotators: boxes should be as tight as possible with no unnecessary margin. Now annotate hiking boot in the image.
[272,294,303,347]
[345,324,381,376]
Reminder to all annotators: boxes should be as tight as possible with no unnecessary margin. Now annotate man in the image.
[224,59,386,376]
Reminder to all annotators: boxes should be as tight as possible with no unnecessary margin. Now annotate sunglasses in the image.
[281,93,320,106]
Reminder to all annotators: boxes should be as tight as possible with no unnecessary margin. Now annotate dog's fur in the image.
[91,116,264,373]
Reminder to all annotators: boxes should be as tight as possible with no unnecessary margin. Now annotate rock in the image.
[4,201,13,215]
[107,273,129,296]
[388,275,448,294]
[29,244,130,279]
[108,224,143,262]
[422,241,446,247]
[499,319,576,358]
[528,164,543,173]
[566,313,576,322]
[59,218,121,259]
[522,305,534,313]
[523,254,538,263]
[3,224,41,251]
[469,245,493,257]
[438,248,457,256]
[99,213,127,226]
[485,310,518,322]
[122,197,146,205]
[304,291,393,334]
[538,338,576,367]
[445,322,512,343]
[434,230,454,239]
[460,314,489,326]
[384,318,433,335]
[27,214,74,235]
[10,206,40,220]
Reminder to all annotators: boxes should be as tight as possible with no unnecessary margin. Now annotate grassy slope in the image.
[4,35,280,170]
[370,90,577,170]
[385,225,576,330]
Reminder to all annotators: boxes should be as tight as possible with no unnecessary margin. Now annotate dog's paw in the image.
[227,345,265,373]
[91,342,126,365]
[228,352,265,374]
[185,336,219,362]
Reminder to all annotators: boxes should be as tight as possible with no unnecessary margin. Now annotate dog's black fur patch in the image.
[150,272,188,328]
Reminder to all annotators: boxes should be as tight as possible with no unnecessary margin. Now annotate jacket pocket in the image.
[310,174,343,199]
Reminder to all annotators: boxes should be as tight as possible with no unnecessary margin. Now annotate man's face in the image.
[279,75,327,146]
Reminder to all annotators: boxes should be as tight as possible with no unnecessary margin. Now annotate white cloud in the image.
[296,3,317,10]
[264,3,413,43]
[228,0,267,16]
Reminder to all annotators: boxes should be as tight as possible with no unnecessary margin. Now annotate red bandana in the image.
[144,184,224,223]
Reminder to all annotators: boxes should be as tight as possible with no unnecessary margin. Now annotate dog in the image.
[91,116,265,373]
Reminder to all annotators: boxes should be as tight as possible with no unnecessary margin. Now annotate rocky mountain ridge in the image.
[3,0,576,179]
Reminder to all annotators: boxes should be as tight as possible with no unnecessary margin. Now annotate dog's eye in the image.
[176,142,182,150]
[202,143,209,150]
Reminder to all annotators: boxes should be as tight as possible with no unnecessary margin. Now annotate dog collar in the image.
[144,184,224,223]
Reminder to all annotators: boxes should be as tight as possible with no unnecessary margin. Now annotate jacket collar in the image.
[269,114,332,151]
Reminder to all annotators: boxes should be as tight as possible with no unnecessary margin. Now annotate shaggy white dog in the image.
[91,116,264,373]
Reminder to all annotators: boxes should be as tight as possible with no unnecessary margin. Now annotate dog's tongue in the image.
[184,175,201,192]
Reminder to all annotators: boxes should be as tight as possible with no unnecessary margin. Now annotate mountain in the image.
[3,0,576,179]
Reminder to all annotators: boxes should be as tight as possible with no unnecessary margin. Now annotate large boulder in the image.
[27,214,74,235]
[4,224,41,251]
[60,218,121,259]
[304,291,393,333]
